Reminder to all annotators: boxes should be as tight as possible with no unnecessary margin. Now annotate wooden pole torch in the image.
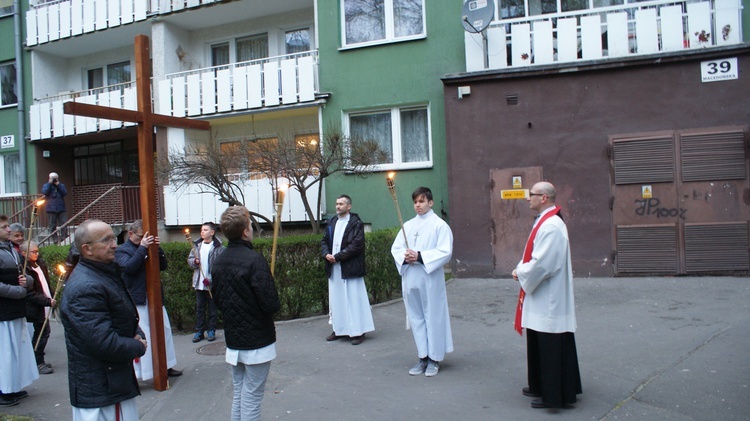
[386,172,409,249]
[35,264,66,351]
[270,184,288,276]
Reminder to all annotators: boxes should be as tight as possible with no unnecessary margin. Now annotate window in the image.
[86,61,131,90]
[211,34,269,67]
[1,153,21,194]
[74,142,125,185]
[1,62,17,107]
[0,0,12,17]
[348,105,430,169]
[343,0,425,47]
[285,28,311,54]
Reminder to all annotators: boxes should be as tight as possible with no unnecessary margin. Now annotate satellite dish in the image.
[462,0,495,33]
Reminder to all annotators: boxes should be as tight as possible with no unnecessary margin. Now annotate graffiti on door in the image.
[634,198,687,219]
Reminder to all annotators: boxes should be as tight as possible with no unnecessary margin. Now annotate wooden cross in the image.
[64,35,210,391]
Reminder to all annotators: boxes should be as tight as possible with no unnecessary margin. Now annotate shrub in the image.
[38,228,403,325]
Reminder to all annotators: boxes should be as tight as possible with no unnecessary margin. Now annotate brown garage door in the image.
[610,126,750,275]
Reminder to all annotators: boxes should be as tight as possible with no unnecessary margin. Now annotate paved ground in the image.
[2,276,749,420]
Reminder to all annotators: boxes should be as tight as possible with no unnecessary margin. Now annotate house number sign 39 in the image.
[701,57,738,83]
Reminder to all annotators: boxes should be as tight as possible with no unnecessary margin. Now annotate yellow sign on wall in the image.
[501,189,529,199]
[642,185,652,199]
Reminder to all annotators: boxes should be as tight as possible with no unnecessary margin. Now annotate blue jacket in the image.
[41,181,67,213]
[60,258,145,408]
[114,239,167,305]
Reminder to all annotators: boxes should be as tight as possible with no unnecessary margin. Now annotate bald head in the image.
[533,182,556,202]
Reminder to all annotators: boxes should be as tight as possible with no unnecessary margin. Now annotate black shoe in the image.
[326,332,344,341]
[351,334,365,345]
[2,391,28,400]
[531,399,553,409]
[167,368,183,377]
[0,397,18,407]
[522,387,541,397]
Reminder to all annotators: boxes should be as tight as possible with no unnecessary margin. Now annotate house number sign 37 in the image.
[701,57,738,83]
[1,135,14,149]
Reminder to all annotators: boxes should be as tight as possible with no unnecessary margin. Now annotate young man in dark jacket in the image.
[212,206,280,421]
[321,195,374,345]
[61,219,147,420]
[115,219,182,379]
[187,222,223,343]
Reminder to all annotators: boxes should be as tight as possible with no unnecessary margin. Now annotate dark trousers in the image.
[195,290,217,333]
[48,211,67,242]
[526,328,582,407]
[31,320,51,365]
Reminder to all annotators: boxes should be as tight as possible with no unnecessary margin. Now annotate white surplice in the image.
[133,302,177,380]
[328,215,374,337]
[0,319,39,392]
[391,209,454,361]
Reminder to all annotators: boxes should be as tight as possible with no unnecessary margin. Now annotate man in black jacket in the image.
[321,195,374,345]
[212,205,280,421]
[61,219,147,420]
[115,219,182,379]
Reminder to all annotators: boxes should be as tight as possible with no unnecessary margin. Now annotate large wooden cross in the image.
[64,35,210,391]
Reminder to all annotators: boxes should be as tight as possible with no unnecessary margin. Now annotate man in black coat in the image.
[61,219,147,420]
[212,205,280,421]
[321,194,374,345]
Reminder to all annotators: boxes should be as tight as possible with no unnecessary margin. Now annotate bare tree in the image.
[250,122,386,234]
[158,140,272,232]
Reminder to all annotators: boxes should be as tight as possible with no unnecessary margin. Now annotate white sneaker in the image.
[425,360,439,377]
[408,359,428,376]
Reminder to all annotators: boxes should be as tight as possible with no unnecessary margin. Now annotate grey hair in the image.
[9,223,25,234]
[19,240,38,253]
[74,219,103,251]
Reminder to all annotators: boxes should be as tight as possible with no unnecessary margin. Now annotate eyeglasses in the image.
[528,192,545,197]
[29,250,39,254]
[87,235,117,245]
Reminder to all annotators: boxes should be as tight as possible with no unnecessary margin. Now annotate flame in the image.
[387,172,395,180]
[35,199,46,207]
[57,264,66,275]
[184,228,190,234]
[279,184,289,192]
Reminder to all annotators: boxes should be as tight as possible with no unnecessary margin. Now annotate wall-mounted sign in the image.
[642,185,652,199]
[502,189,529,199]
[701,57,738,83]
[512,176,522,189]
[1,135,13,149]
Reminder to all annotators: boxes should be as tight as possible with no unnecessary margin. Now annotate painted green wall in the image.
[317,0,465,230]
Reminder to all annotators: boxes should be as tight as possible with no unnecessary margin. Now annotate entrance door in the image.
[611,126,750,275]
[490,167,543,274]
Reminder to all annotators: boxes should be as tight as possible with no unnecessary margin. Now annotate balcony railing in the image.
[29,82,137,140]
[26,0,230,46]
[163,174,322,226]
[158,51,319,118]
[465,0,743,71]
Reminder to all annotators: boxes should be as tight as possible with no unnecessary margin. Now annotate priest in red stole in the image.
[512,181,582,408]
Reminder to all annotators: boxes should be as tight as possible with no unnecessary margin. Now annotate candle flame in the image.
[57,264,66,274]
[387,172,395,180]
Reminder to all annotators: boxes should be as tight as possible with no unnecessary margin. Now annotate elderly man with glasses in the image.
[61,219,147,420]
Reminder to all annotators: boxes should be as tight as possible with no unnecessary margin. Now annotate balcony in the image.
[163,173,323,226]
[29,82,137,141]
[157,51,319,117]
[464,0,743,71]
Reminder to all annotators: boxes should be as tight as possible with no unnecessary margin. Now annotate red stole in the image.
[514,206,562,335]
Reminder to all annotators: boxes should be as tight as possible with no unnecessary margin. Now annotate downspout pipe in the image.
[14,0,27,195]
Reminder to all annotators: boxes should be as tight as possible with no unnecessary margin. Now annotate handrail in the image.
[165,50,318,80]
[10,194,46,221]
[37,185,139,246]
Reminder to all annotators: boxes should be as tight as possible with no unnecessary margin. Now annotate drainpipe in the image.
[14,0,27,195]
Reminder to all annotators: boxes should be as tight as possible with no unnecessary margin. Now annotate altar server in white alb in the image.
[512,181,581,409]
[391,187,453,377]
[321,195,374,346]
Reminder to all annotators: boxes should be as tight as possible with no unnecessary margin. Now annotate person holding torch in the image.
[187,222,223,343]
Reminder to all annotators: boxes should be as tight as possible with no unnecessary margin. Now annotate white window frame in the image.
[84,60,132,90]
[340,0,426,49]
[0,61,17,108]
[345,103,432,171]
[0,152,21,195]
[209,32,270,66]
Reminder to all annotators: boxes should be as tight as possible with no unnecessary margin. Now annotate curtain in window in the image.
[1,64,17,106]
[286,29,311,54]
[3,153,20,194]
[237,35,269,62]
[345,0,385,44]
[400,108,428,163]
[394,0,423,37]
[351,113,392,164]
[212,43,230,66]
[107,61,131,85]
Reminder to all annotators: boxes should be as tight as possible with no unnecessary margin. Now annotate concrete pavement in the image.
[3,276,749,420]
